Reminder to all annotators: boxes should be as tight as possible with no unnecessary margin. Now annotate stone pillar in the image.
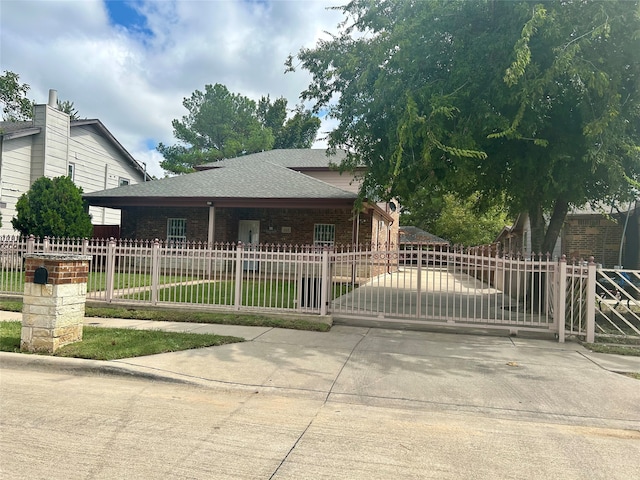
[21,254,91,353]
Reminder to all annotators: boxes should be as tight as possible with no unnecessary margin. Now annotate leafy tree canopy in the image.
[57,99,80,120]
[0,70,32,121]
[293,0,640,253]
[12,176,93,238]
[0,70,81,123]
[158,84,321,174]
[401,190,509,247]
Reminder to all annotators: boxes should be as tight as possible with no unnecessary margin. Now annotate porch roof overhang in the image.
[85,196,357,209]
[362,201,394,223]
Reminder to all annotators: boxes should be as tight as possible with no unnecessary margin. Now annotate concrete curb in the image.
[0,351,195,385]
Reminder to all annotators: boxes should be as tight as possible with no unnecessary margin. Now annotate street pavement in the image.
[2,309,640,416]
[1,310,640,478]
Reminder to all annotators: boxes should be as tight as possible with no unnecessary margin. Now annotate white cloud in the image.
[0,0,344,178]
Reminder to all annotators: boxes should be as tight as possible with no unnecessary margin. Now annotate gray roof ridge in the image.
[85,152,357,199]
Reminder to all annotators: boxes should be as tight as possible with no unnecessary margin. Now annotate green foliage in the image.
[0,70,81,123]
[273,104,321,149]
[0,70,32,121]
[256,96,320,148]
[158,83,273,173]
[11,176,93,238]
[402,191,509,246]
[158,84,321,174]
[295,0,640,253]
[57,99,80,120]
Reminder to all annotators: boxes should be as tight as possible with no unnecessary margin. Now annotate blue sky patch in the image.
[104,0,153,38]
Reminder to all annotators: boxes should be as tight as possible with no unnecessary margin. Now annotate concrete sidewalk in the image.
[2,308,640,430]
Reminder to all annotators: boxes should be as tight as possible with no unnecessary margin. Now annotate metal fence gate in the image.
[2,236,639,342]
[328,245,559,336]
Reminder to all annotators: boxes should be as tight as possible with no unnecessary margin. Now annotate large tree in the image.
[0,70,32,121]
[257,96,321,149]
[401,191,509,247]
[12,176,93,238]
[158,84,321,174]
[0,70,81,123]
[293,0,640,254]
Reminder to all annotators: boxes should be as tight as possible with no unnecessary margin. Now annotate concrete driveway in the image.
[2,311,640,479]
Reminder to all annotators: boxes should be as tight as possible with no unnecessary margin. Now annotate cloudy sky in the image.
[0,0,345,177]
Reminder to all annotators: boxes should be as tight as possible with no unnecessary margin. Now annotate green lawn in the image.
[87,271,199,292]
[0,321,243,360]
[1,271,197,294]
[122,280,354,308]
[0,300,332,331]
[0,271,25,293]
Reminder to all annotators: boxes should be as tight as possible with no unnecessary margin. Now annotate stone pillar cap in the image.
[24,253,92,261]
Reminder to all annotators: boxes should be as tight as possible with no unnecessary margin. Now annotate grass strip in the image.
[0,300,331,332]
[581,342,640,356]
[0,321,243,360]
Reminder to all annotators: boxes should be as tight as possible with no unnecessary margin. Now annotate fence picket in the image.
[1,236,638,341]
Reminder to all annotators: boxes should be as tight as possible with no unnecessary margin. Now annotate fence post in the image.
[320,247,330,316]
[234,242,243,310]
[151,239,160,305]
[556,255,567,343]
[43,236,50,253]
[105,237,116,303]
[416,243,422,319]
[26,235,35,254]
[585,257,596,343]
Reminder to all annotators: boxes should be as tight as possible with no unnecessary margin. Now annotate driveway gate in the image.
[328,245,601,341]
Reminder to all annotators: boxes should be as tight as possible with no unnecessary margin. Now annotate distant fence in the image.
[1,236,639,341]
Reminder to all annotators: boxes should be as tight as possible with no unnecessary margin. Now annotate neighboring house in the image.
[398,226,449,246]
[496,201,640,268]
[562,202,639,268]
[0,90,149,237]
[84,149,399,247]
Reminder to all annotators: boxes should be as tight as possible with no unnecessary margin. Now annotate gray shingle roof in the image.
[85,151,358,200]
[399,226,450,245]
[201,148,349,169]
[0,121,40,138]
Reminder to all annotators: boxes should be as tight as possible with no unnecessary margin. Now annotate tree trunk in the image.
[542,197,569,256]
[528,204,545,254]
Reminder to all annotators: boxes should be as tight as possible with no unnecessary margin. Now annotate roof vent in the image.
[48,89,58,107]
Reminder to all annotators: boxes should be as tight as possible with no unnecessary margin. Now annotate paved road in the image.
[1,313,640,479]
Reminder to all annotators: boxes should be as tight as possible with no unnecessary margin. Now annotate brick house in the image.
[496,201,640,268]
[84,149,399,248]
[0,90,150,237]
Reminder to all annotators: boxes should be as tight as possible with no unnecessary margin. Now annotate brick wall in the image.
[562,215,623,266]
[121,207,209,241]
[121,206,370,246]
[25,259,89,285]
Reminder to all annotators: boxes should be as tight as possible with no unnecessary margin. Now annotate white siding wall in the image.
[69,125,144,226]
[0,103,145,235]
[302,170,362,194]
[33,104,70,182]
[0,136,33,236]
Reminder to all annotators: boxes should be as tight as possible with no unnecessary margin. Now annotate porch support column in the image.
[208,205,215,245]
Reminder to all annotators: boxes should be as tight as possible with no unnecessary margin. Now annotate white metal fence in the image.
[1,236,639,342]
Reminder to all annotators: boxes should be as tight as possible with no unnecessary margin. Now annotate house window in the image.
[119,177,130,187]
[314,224,335,247]
[68,163,75,181]
[167,218,187,244]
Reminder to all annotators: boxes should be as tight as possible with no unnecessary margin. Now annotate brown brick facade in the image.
[121,206,374,246]
[562,215,624,266]
[25,258,90,285]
